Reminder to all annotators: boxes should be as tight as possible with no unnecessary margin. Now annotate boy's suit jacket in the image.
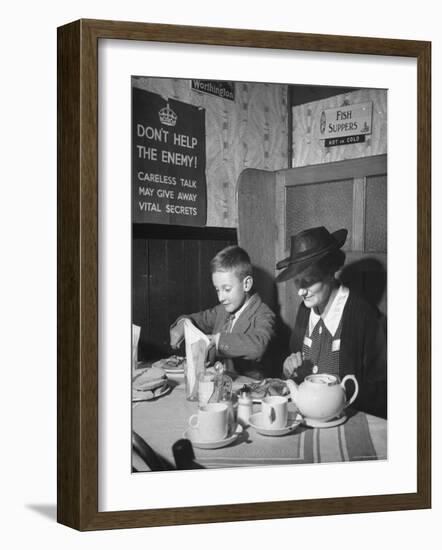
[174,293,275,379]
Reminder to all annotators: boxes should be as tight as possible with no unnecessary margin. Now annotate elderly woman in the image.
[276,226,387,419]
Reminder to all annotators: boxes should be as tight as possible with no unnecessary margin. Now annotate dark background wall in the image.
[133,224,237,360]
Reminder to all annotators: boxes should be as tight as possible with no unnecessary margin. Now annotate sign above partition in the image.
[316,101,373,141]
[191,79,235,101]
[132,87,207,225]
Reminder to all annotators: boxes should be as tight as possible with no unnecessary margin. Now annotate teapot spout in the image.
[285,379,299,405]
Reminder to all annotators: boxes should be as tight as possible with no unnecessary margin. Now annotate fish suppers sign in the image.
[316,101,373,147]
[132,87,207,226]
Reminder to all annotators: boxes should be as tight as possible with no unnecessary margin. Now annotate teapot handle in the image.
[341,375,359,407]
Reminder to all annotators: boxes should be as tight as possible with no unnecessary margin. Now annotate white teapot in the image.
[286,373,359,423]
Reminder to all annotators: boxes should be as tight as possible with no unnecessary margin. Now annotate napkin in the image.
[183,319,211,398]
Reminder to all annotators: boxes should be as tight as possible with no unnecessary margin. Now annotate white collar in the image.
[230,297,251,328]
[308,285,350,337]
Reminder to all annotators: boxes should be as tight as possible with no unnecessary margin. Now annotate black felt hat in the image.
[275,226,348,283]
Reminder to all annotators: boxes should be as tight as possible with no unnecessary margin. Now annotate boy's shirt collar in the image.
[214,296,253,350]
[229,296,252,330]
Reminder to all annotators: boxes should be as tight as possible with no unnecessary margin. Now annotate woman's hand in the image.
[283,351,303,379]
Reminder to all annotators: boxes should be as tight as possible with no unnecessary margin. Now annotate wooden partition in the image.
[237,169,279,310]
[238,154,387,331]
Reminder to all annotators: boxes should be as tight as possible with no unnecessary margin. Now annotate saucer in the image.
[164,367,185,375]
[183,423,243,450]
[249,412,301,436]
[302,414,347,429]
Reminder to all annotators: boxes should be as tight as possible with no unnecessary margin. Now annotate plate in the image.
[183,423,243,450]
[233,378,291,404]
[132,384,172,402]
[152,356,186,373]
[164,367,185,375]
[302,414,347,429]
[249,412,301,436]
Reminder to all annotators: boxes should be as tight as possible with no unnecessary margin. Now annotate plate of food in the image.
[132,365,171,402]
[152,355,186,374]
[236,378,291,403]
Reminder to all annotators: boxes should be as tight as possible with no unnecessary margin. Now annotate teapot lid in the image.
[305,373,340,386]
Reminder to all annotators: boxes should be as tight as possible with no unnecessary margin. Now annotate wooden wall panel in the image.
[165,239,187,320]
[292,88,387,167]
[183,239,202,314]
[132,239,148,327]
[133,78,289,228]
[133,225,237,360]
[146,239,169,356]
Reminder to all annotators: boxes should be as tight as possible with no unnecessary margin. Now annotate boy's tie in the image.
[222,314,236,375]
[225,313,235,333]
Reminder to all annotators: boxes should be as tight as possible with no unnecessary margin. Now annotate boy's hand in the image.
[170,320,185,349]
[205,335,218,365]
[283,352,303,379]
[207,334,219,349]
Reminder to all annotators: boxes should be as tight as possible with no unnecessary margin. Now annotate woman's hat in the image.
[275,226,348,283]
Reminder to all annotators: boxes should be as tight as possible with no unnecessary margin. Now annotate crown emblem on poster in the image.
[159,103,177,126]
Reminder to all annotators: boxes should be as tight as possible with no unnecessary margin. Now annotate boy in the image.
[169,245,275,379]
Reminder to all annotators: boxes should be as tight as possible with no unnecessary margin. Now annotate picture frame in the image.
[57,19,431,531]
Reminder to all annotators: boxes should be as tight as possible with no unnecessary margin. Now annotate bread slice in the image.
[133,366,168,392]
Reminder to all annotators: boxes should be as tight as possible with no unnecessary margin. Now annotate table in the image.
[132,374,387,471]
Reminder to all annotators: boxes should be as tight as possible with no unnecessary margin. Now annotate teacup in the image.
[261,395,288,428]
[197,373,216,407]
[188,402,229,442]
